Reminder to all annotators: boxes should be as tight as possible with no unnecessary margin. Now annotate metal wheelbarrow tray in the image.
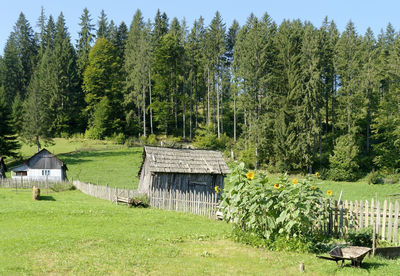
[317,246,371,267]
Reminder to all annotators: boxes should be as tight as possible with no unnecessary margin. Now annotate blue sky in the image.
[1,0,399,53]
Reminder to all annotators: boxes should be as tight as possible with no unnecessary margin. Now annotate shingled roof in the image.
[139,146,230,175]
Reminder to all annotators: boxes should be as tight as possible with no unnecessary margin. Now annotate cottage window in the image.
[42,170,50,176]
[15,171,27,176]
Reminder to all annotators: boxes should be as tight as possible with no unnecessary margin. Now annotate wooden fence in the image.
[149,187,219,218]
[0,179,218,218]
[0,178,67,190]
[72,180,142,202]
[326,199,400,244]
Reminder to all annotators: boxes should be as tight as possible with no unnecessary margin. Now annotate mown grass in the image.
[59,147,143,189]
[1,189,400,275]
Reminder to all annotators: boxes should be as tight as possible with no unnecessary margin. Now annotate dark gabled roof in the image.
[139,146,230,176]
[11,149,67,171]
[27,149,67,170]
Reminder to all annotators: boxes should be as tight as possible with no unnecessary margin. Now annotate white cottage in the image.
[11,149,67,182]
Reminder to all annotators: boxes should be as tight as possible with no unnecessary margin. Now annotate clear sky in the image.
[1,0,399,53]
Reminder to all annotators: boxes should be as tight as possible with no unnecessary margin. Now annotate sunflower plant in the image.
[221,162,328,245]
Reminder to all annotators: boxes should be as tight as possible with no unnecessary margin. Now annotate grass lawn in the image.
[58,147,143,189]
[7,138,400,200]
[1,188,400,275]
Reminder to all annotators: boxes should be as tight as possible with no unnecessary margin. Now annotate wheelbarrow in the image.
[317,246,371,267]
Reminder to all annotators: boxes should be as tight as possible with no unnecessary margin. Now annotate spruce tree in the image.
[83,37,123,137]
[0,87,20,157]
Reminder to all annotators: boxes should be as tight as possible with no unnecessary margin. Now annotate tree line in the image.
[1,8,400,180]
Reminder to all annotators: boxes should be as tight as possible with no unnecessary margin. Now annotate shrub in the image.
[366,171,383,185]
[346,227,374,247]
[124,137,140,147]
[108,133,125,144]
[221,162,328,246]
[50,183,75,192]
[146,134,158,146]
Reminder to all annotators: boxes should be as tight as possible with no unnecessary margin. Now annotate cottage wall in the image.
[11,169,65,182]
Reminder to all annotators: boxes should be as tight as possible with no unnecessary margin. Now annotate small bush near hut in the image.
[366,171,383,185]
[221,162,328,251]
[346,227,374,247]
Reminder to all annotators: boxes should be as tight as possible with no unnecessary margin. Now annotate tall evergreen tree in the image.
[97,10,109,39]
[76,8,95,79]
[0,87,20,157]
[124,10,152,136]
[83,37,123,138]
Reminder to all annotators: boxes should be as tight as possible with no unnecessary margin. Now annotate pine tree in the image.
[2,33,23,103]
[50,13,79,135]
[22,71,52,152]
[124,10,152,136]
[76,8,95,80]
[13,12,38,98]
[97,10,109,39]
[83,37,123,137]
[0,87,20,157]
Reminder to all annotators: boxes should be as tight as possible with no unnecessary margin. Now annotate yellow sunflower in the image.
[214,186,219,193]
[292,178,298,185]
[311,185,316,190]
[327,190,333,196]
[246,171,255,180]
[274,183,280,189]
[315,172,320,178]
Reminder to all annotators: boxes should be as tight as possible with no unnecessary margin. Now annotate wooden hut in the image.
[0,157,6,179]
[138,146,229,195]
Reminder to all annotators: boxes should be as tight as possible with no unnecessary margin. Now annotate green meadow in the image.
[1,189,399,275]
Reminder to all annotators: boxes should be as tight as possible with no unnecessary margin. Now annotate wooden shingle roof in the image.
[140,146,230,175]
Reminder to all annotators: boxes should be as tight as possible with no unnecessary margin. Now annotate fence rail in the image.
[149,188,218,218]
[326,199,400,244]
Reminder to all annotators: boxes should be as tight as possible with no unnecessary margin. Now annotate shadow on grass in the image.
[337,260,387,271]
[39,195,56,201]
[58,148,143,166]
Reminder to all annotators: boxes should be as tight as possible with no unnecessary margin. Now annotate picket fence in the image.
[72,181,219,218]
[0,178,66,190]
[149,188,219,218]
[72,180,142,202]
[325,199,400,244]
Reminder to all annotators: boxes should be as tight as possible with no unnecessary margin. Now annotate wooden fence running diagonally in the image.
[325,199,400,244]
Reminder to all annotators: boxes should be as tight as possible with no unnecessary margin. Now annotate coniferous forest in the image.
[1,8,400,180]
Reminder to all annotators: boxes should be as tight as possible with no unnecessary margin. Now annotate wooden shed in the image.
[138,146,229,195]
[0,157,6,179]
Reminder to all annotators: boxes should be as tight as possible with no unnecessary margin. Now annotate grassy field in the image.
[6,138,400,199]
[1,188,400,275]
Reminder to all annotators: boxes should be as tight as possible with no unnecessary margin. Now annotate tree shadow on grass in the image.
[58,148,143,166]
[39,195,56,201]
